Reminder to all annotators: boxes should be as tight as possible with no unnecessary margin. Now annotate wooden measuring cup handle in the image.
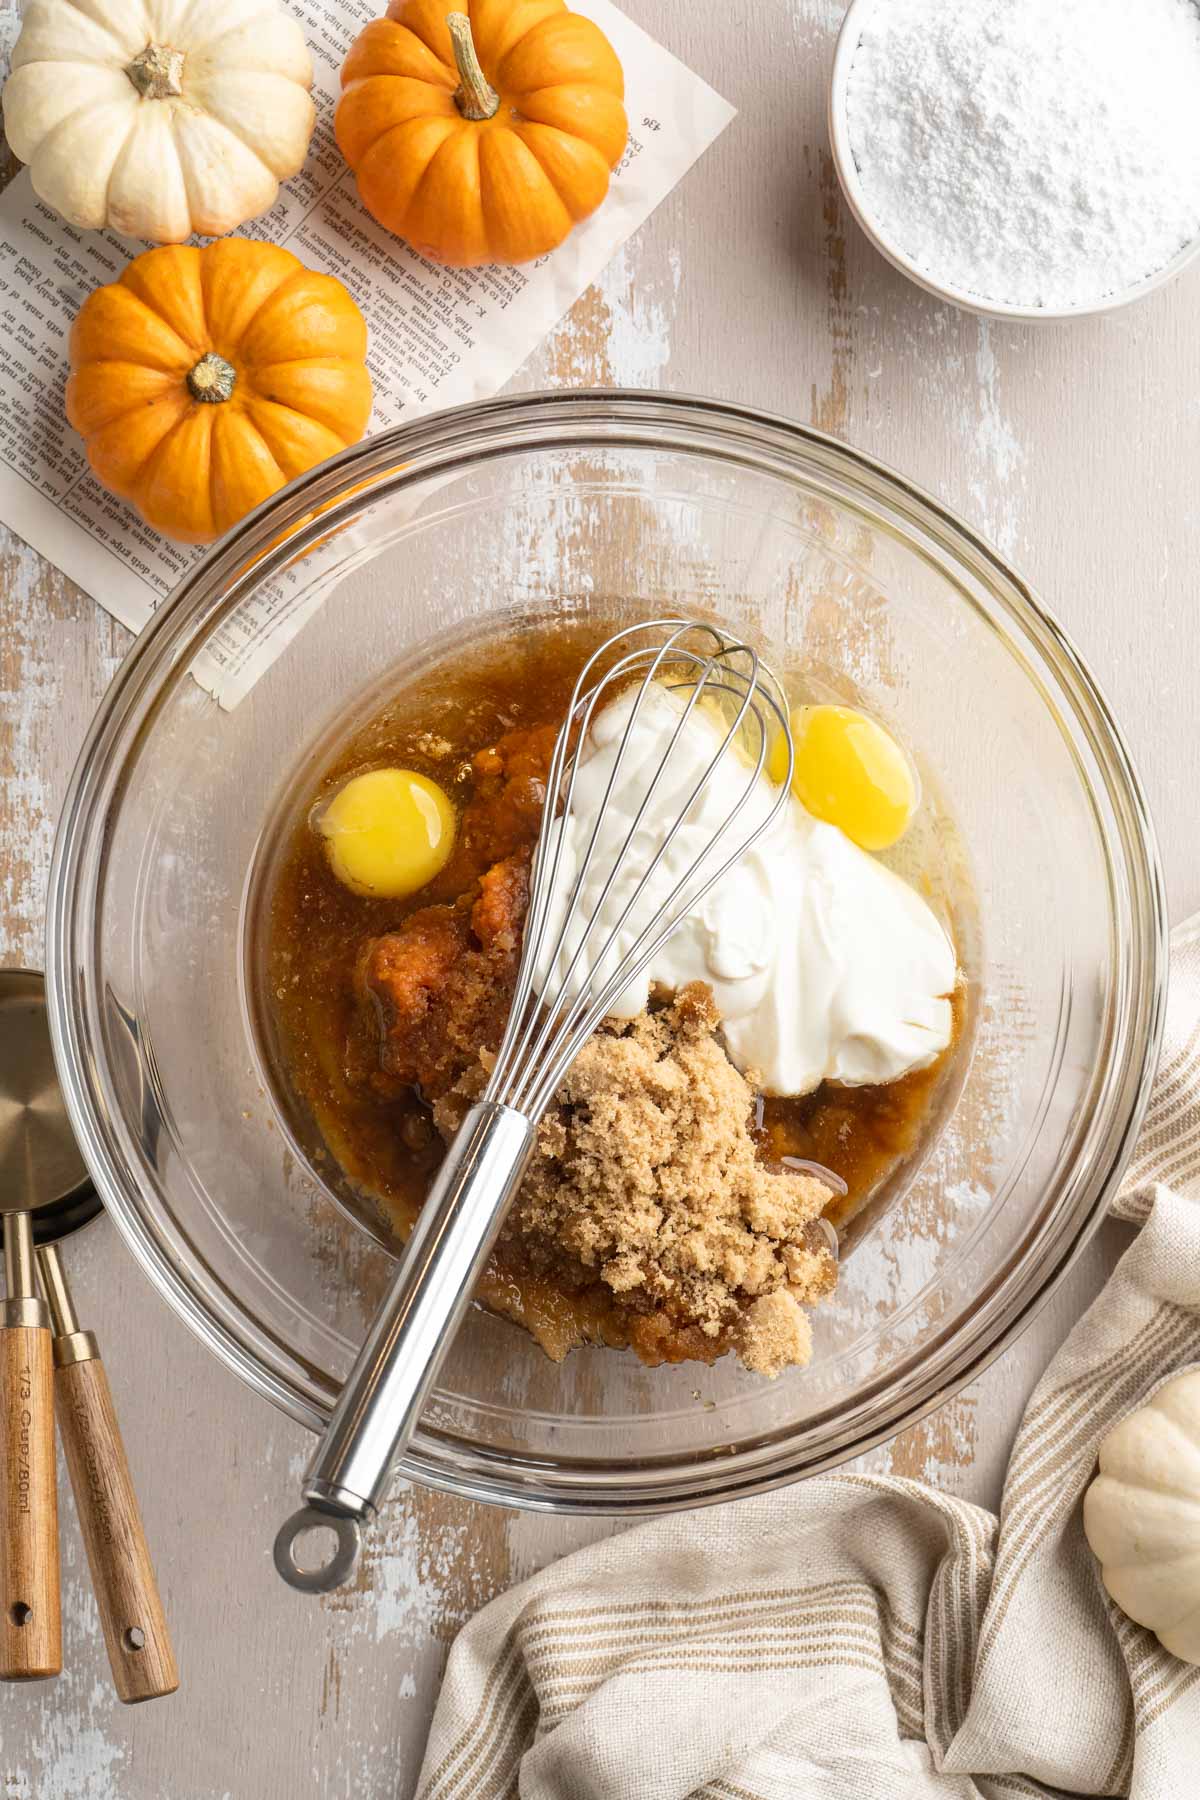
[0,1320,62,1680]
[55,1349,178,1702]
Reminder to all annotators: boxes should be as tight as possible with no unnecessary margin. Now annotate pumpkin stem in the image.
[447,13,500,122]
[126,42,186,100]
[187,353,237,405]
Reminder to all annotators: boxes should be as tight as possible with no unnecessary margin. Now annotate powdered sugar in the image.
[845,0,1200,309]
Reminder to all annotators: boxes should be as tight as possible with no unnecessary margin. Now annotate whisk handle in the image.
[273,1102,535,1593]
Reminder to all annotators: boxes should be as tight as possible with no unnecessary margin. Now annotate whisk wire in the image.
[506,662,763,1116]
[488,626,792,1115]
[502,640,740,1113]
[519,683,787,1119]
[487,623,703,1102]
[484,630,686,1096]
[494,626,736,1112]
[482,619,794,1120]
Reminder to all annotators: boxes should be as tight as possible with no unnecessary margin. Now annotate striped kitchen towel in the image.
[417,915,1200,1800]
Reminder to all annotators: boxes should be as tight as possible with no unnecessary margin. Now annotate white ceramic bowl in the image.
[828,0,1200,323]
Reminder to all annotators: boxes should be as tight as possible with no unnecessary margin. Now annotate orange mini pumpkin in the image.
[336,1,627,266]
[66,241,373,543]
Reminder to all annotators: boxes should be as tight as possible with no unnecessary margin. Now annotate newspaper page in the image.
[0,0,733,703]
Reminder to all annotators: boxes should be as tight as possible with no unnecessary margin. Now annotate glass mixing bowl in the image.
[47,391,1165,1514]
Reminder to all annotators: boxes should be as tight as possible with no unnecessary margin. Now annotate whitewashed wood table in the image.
[2,2,1197,1794]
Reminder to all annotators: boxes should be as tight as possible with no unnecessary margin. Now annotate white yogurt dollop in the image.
[533,683,956,1096]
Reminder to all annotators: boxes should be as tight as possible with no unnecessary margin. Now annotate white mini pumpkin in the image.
[2,0,316,242]
[1083,1369,1200,1665]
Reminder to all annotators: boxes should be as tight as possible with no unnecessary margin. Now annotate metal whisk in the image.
[274,621,793,1591]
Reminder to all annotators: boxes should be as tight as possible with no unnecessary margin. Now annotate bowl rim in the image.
[46,388,1168,1513]
[828,0,1200,323]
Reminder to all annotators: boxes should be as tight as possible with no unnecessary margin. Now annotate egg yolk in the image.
[318,768,456,898]
[778,704,918,851]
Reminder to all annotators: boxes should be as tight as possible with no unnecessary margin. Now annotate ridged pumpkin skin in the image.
[66,241,373,544]
[1083,1370,1200,1666]
[3,0,316,242]
[336,0,627,267]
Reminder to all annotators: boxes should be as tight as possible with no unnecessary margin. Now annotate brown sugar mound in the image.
[436,984,838,1377]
